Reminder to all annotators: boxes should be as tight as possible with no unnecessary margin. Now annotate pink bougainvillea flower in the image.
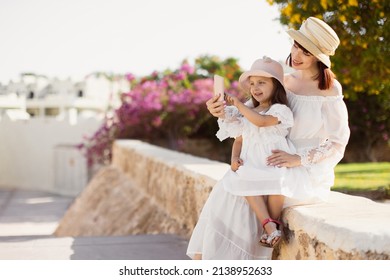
[125,73,135,81]
[152,116,163,127]
[79,58,244,167]
[180,63,195,75]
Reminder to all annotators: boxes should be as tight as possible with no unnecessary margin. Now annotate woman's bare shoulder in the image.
[283,73,297,89]
[323,79,343,97]
[283,73,295,82]
[333,79,343,94]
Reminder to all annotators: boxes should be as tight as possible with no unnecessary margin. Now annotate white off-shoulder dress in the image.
[186,91,350,260]
[283,90,350,207]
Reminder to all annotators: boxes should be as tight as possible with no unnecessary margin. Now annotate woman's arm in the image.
[231,136,244,171]
[206,94,225,118]
[298,99,350,167]
[268,92,350,168]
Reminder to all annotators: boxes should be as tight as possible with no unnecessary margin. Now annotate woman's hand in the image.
[267,150,301,168]
[206,94,225,118]
[231,157,244,171]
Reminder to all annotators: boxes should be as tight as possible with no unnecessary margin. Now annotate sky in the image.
[0,0,293,84]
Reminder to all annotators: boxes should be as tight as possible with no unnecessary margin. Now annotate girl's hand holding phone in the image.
[224,93,241,107]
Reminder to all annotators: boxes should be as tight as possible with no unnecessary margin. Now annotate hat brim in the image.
[287,29,331,68]
[239,70,285,92]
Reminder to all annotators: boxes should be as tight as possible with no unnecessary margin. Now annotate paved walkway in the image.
[0,188,190,260]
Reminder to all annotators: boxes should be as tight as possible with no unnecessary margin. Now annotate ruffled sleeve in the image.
[299,96,350,167]
[264,104,294,129]
[215,106,244,141]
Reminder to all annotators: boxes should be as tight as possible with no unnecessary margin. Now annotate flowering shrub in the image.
[117,65,215,146]
[79,57,244,166]
[79,53,389,165]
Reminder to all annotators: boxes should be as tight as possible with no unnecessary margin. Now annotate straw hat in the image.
[239,56,285,92]
[287,17,340,68]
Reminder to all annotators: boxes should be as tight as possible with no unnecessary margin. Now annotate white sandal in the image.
[259,218,282,248]
[265,229,282,247]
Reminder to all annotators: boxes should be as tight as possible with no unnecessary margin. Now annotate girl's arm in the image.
[236,102,279,127]
[226,95,279,127]
[231,136,244,171]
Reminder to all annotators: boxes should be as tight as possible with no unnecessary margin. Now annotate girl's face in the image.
[249,76,274,106]
[290,42,318,70]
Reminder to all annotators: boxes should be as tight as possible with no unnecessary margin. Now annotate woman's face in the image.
[290,42,318,70]
[249,76,274,106]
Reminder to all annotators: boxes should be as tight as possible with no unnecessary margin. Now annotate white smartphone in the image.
[213,74,224,101]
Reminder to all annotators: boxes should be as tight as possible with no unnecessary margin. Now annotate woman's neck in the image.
[298,65,319,81]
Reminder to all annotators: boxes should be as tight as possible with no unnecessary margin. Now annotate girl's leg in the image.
[245,196,269,221]
[193,254,202,260]
[267,195,285,220]
[245,196,278,236]
[264,195,285,246]
[245,196,284,247]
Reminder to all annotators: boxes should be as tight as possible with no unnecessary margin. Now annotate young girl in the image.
[186,56,313,260]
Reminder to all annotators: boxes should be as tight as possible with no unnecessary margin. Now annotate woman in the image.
[199,17,350,259]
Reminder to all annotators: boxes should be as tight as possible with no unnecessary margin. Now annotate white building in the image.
[0,72,129,196]
[0,72,129,119]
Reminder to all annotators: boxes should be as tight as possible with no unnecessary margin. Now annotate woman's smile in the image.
[292,59,303,66]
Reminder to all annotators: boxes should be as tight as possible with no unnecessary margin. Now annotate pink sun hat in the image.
[238,56,285,92]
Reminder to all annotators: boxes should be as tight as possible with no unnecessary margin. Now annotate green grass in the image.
[332,162,390,192]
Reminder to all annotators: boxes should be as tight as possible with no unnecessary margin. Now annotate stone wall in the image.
[56,140,390,259]
[275,192,390,259]
[55,140,228,238]
[54,165,186,237]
